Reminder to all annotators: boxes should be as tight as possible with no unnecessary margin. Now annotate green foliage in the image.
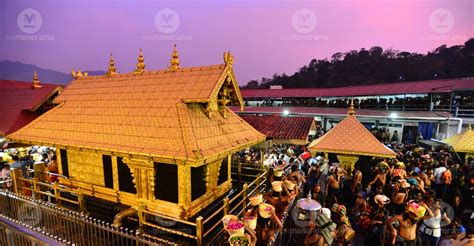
[244,38,474,89]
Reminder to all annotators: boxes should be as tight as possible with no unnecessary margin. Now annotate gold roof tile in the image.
[444,125,474,153]
[309,114,396,158]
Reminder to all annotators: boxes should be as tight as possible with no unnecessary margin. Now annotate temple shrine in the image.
[308,99,396,174]
[444,124,474,160]
[7,46,266,220]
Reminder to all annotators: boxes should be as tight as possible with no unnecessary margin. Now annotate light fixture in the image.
[282,110,290,116]
[390,112,398,118]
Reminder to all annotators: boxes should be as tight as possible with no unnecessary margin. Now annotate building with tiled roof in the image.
[239,115,316,145]
[309,101,396,173]
[7,48,265,219]
[0,74,63,137]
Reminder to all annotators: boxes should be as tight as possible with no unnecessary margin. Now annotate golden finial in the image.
[469,124,472,130]
[31,70,42,89]
[223,51,234,66]
[168,44,180,72]
[348,97,355,116]
[134,48,146,75]
[106,53,117,76]
[71,69,88,79]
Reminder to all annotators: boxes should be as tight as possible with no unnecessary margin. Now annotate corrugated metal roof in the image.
[239,115,314,140]
[241,78,474,98]
[0,80,62,136]
[232,106,451,119]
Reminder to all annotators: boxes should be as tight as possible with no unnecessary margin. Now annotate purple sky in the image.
[0,0,472,85]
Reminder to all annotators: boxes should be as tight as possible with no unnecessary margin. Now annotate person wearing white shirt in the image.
[434,166,446,185]
[433,163,447,199]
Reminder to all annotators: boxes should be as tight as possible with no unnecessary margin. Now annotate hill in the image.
[0,60,105,85]
[244,38,474,89]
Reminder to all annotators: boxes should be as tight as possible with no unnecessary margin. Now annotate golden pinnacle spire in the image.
[71,69,88,79]
[348,97,355,116]
[106,53,117,76]
[31,70,42,89]
[223,51,234,65]
[168,44,180,72]
[134,48,146,75]
[469,124,472,130]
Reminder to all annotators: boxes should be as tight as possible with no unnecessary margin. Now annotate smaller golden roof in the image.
[308,104,396,158]
[444,125,474,153]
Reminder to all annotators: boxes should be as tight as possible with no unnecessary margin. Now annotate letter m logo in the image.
[160,13,174,27]
[23,13,37,27]
[298,14,311,27]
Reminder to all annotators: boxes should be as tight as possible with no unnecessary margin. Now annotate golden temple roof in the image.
[308,105,396,158]
[8,51,265,162]
[444,125,474,153]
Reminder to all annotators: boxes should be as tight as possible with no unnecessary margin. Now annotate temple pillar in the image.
[207,160,221,193]
[336,155,359,175]
[178,165,191,210]
[112,157,119,192]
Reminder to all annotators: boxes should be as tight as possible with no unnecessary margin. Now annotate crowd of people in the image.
[0,147,59,189]
[252,97,434,110]
[248,94,474,113]
[1,143,473,246]
[232,143,473,246]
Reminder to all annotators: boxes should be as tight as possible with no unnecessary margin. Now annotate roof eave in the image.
[310,147,396,158]
[30,86,64,112]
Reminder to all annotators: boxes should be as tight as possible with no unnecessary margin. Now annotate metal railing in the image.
[0,191,164,245]
[3,161,273,245]
[434,105,474,117]
[10,168,83,211]
[0,216,63,246]
[203,170,269,239]
[231,160,265,185]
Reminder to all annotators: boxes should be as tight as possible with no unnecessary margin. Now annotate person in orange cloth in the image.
[387,201,427,246]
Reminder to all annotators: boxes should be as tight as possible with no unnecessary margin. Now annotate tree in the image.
[242,38,474,89]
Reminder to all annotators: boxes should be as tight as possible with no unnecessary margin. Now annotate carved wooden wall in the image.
[68,150,104,186]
